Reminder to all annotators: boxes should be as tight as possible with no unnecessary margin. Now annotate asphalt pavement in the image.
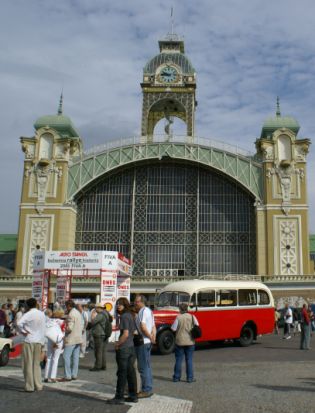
[1,333,315,413]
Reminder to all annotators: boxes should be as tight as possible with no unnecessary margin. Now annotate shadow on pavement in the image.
[253,384,315,393]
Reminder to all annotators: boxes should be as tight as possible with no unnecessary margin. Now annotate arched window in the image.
[39,133,53,160]
[278,135,291,162]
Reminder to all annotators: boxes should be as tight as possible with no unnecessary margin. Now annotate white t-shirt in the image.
[136,307,154,345]
[17,308,46,345]
[284,307,293,324]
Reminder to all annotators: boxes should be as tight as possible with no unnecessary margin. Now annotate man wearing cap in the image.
[89,303,110,371]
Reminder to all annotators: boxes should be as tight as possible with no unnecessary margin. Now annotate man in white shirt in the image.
[283,303,293,339]
[17,298,46,392]
[134,295,156,398]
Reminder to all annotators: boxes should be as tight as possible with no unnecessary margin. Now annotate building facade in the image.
[15,34,313,279]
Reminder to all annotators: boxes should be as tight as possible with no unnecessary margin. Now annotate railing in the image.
[1,274,315,284]
[82,135,253,159]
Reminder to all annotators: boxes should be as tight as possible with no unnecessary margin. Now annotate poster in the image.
[56,275,71,306]
[100,271,118,315]
[32,271,49,310]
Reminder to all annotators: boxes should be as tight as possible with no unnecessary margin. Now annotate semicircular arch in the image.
[68,142,263,201]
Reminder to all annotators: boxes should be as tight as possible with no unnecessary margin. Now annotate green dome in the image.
[34,94,80,138]
[260,99,300,139]
[34,114,80,138]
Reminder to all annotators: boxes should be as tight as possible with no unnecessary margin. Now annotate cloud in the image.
[0,0,314,236]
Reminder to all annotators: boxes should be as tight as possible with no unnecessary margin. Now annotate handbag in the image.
[133,331,144,347]
[190,315,202,339]
[133,316,144,347]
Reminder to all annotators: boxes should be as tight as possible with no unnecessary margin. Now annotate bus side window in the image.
[189,293,197,309]
[258,290,270,305]
[197,290,215,307]
[238,289,257,306]
[217,290,237,307]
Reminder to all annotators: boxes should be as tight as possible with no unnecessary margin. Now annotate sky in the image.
[0,0,314,234]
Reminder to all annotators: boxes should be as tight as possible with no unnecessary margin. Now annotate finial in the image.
[171,7,174,35]
[276,96,281,117]
[57,91,63,115]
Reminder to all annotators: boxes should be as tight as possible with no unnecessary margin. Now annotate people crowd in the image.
[0,295,166,404]
[2,295,314,404]
[275,303,314,350]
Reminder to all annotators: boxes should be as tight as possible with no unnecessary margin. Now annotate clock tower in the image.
[141,34,197,142]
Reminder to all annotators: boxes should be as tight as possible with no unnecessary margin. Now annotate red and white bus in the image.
[153,280,275,354]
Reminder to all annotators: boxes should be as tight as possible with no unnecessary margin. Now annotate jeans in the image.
[115,346,137,399]
[135,343,153,392]
[300,323,311,349]
[173,345,195,382]
[63,344,81,379]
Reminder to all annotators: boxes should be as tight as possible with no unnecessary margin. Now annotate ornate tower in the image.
[255,99,312,276]
[15,95,83,275]
[141,34,197,141]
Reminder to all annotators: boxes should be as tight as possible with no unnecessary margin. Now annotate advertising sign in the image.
[33,250,45,270]
[100,271,118,315]
[56,275,71,306]
[35,250,132,318]
[32,271,49,310]
[44,251,102,270]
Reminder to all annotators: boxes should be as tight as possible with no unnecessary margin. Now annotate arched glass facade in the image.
[75,163,256,276]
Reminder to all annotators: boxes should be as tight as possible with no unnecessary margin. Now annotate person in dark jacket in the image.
[107,298,137,405]
[89,303,109,371]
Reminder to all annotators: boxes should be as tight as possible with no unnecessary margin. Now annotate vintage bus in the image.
[154,280,274,354]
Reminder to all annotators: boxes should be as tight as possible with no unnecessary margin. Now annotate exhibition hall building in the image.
[1,34,314,303]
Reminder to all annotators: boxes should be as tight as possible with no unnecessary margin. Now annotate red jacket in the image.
[302,308,310,325]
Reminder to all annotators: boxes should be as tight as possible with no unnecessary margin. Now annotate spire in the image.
[276,96,281,117]
[57,91,63,115]
[170,7,174,36]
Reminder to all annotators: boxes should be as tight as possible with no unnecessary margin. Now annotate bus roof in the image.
[159,280,271,296]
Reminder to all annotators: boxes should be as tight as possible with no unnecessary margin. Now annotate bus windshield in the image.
[157,291,190,308]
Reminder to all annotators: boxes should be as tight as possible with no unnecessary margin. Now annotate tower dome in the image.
[143,34,195,76]
[260,98,300,139]
[34,94,80,138]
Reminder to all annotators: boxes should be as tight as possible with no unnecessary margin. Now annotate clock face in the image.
[159,66,178,83]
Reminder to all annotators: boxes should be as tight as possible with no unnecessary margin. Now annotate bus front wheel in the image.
[239,326,254,347]
[157,330,175,355]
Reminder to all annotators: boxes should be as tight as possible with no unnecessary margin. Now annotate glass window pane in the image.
[217,290,237,307]
[238,289,257,306]
[197,290,215,307]
[258,290,270,305]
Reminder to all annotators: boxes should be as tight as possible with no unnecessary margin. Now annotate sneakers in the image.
[137,391,153,398]
[286,336,291,340]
